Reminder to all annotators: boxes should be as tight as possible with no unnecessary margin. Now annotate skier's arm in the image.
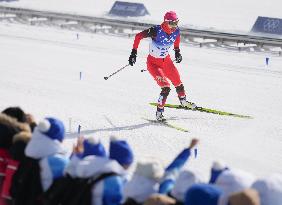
[173,34,181,51]
[129,27,156,66]
[174,34,182,63]
[158,139,198,194]
[133,27,157,49]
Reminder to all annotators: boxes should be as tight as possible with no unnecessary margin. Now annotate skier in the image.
[128,11,196,121]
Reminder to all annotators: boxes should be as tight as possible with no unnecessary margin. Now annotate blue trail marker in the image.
[78,125,81,134]
[266,57,270,66]
[194,148,198,158]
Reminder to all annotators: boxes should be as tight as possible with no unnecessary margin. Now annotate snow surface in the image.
[0,0,282,181]
[1,0,282,33]
[1,22,282,180]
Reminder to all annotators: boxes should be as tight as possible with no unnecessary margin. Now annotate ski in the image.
[142,118,189,133]
[149,103,252,119]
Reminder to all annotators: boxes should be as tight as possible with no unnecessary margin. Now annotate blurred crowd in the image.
[0,106,281,205]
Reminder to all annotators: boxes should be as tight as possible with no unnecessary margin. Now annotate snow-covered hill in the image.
[1,22,282,180]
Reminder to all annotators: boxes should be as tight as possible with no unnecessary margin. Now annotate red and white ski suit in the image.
[132,22,186,108]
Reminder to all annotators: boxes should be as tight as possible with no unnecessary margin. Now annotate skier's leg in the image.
[176,84,197,109]
[147,56,170,88]
[163,57,197,109]
[155,87,171,121]
[147,56,171,120]
[175,83,186,98]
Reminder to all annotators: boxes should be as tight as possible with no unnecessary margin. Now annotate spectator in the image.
[124,139,198,205]
[124,159,164,205]
[2,107,27,123]
[209,160,229,184]
[144,194,176,205]
[24,117,69,191]
[109,137,134,170]
[215,169,256,204]
[170,170,204,203]
[184,183,223,205]
[1,129,32,202]
[0,111,30,152]
[0,111,31,204]
[184,168,258,205]
[65,136,107,176]
[11,117,69,205]
[252,173,282,205]
[65,136,134,205]
[159,139,198,194]
[2,107,37,131]
[228,188,260,205]
[81,136,107,158]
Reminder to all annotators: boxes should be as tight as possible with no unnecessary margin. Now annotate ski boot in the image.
[156,107,165,122]
[179,96,197,110]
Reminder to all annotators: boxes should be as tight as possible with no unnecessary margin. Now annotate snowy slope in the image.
[0,22,282,180]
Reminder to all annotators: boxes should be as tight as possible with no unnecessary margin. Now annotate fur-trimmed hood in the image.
[0,113,30,133]
[13,131,32,143]
[10,131,32,161]
[0,113,31,148]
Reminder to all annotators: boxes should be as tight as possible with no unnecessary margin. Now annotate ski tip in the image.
[237,115,253,119]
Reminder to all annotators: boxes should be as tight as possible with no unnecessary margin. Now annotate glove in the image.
[128,49,137,66]
[174,48,182,63]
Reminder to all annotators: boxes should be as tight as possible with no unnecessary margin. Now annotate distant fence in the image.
[0,5,282,55]
[109,1,149,17]
[251,16,282,35]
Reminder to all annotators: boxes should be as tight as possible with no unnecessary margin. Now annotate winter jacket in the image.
[0,114,31,203]
[170,170,204,202]
[132,24,180,59]
[1,132,31,201]
[215,169,256,205]
[124,174,159,203]
[25,128,69,191]
[124,148,193,204]
[159,148,193,194]
[66,155,127,205]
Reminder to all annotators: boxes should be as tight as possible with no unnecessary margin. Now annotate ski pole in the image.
[104,64,130,80]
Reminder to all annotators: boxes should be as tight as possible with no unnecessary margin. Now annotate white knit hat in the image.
[171,170,204,202]
[135,159,164,180]
[216,169,256,195]
[252,173,282,205]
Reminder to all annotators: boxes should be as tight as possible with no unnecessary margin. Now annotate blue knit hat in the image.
[109,138,134,166]
[185,184,222,205]
[38,117,65,142]
[82,137,107,158]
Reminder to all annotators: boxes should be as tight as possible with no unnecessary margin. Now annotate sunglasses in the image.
[168,20,179,27]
